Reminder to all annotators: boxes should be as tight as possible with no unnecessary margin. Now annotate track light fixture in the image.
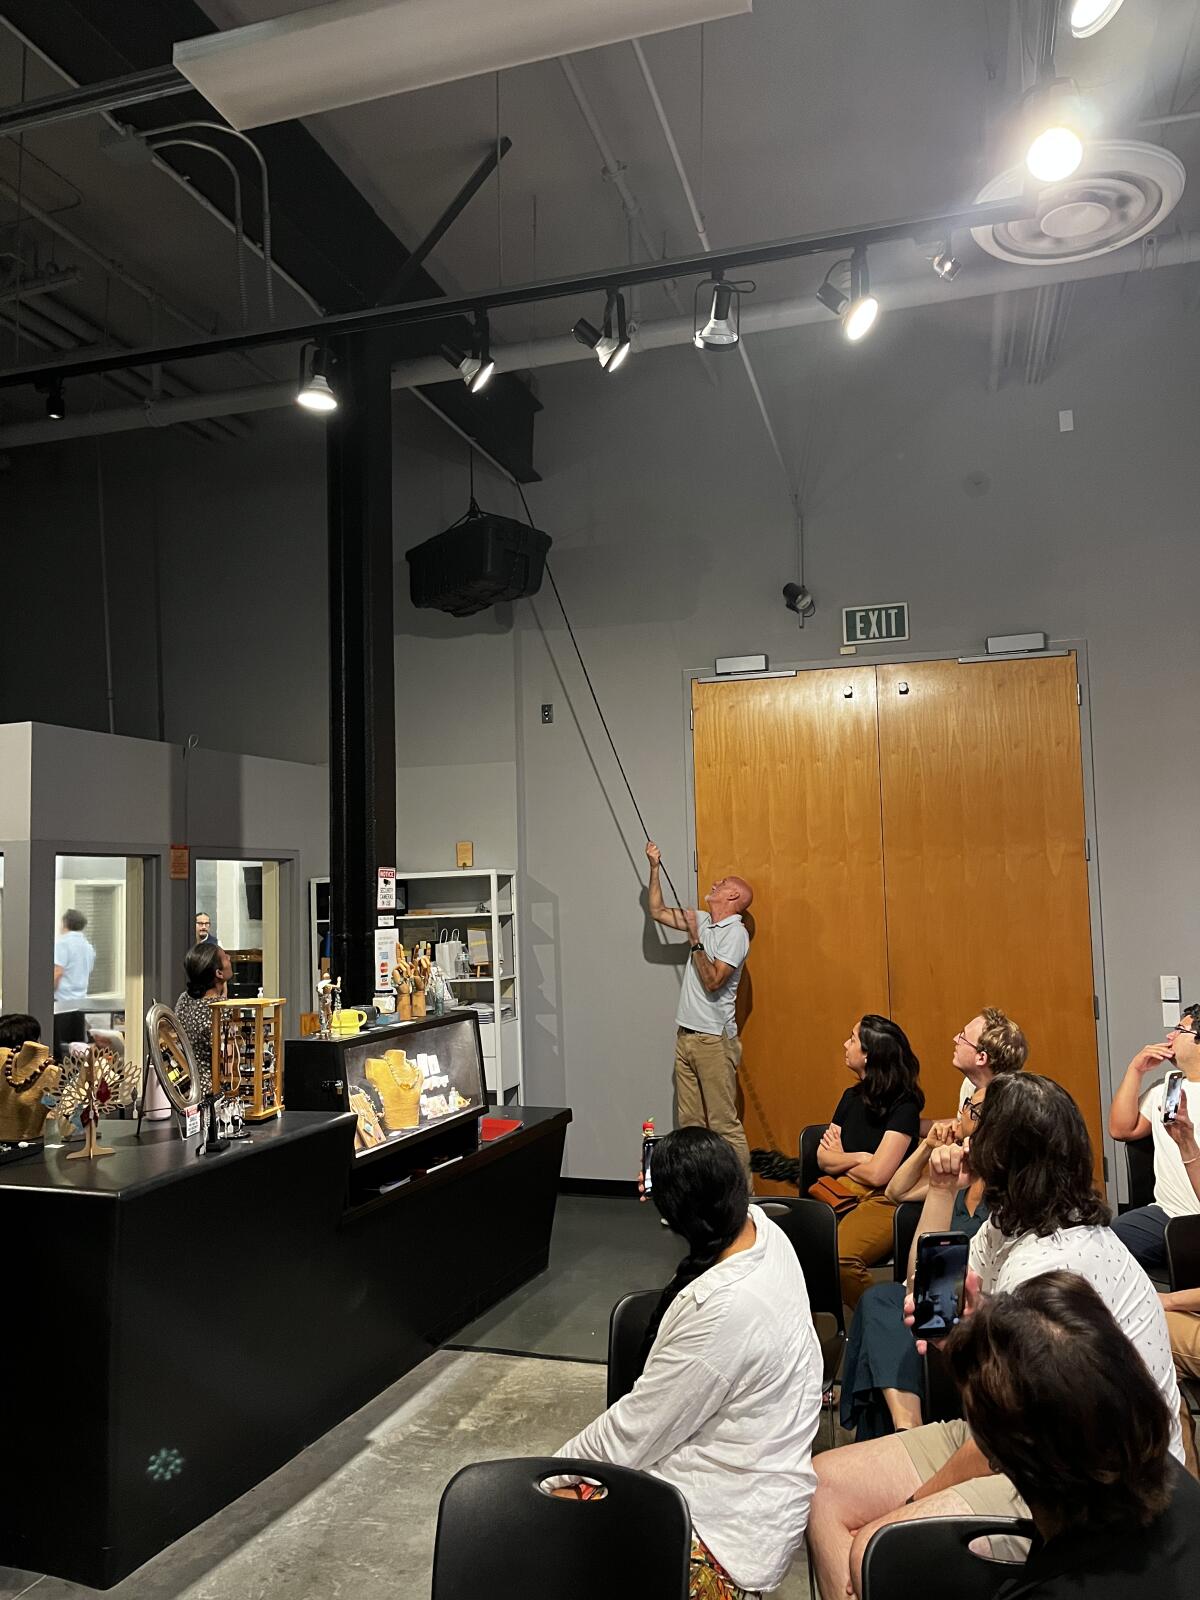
[816,261,849,320]
[843,248,879,342]
[296,343,338,412]
[572,290,632,372]
[1069,0,1124,38]
[1022,79,1085,183]
[441,312,495,393]
[693,271,747,351]
[932,241,962,281]
[41,378,66,421]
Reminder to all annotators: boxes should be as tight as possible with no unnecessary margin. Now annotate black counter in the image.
[0,1104,570,1588]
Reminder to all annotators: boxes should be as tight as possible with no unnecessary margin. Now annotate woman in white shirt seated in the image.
[556,1127,824,1598]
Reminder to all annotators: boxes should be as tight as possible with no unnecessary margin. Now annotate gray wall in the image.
[4,266,1198,1176]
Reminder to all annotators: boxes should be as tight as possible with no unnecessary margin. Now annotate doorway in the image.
[692,654,1101,1180]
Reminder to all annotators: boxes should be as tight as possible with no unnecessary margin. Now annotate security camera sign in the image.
[842,603,909,645]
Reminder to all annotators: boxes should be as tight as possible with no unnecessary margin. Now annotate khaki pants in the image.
[835,1180,900,1311]
[1166,1309,1200,1480]
[674,1028,750,1177]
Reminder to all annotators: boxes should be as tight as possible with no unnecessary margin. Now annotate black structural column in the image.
[327,332,396,1001]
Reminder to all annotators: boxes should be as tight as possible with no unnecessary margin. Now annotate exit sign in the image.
[842,603,909,645]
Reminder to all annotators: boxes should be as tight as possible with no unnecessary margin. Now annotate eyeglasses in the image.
[962,1096,984,1121]
[1168,1024,1198,1039]
[955,1031,984,1052]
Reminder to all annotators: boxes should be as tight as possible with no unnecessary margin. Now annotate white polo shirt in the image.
[1141,1079,1200,1218]
[675,912,749,1037]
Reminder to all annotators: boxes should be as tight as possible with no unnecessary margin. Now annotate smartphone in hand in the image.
[1163,1070,1185,1124]
[641,1133,661,1193]
[912,1232,970,1339]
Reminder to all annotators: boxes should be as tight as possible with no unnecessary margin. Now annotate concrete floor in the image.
[0,1351,816,1599]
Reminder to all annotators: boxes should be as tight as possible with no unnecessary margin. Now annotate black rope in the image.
[514,480,684,909]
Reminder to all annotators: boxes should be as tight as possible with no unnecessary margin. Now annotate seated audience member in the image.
[840,1092,990,1438]
[943,1270,1200,1598]
[554,1127,823,1600]
[1109,1005,1200,1270]
[174,942,233,1090]
[1155,1082,1200,1477]
[0,1013,43,1050]
[950,1005,1028,1108]
[813,1015,924,1308]
[808,1072,1185,1600]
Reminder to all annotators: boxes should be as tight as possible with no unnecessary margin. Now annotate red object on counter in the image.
[481,1117,523,1141]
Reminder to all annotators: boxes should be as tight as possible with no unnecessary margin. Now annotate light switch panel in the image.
[1161,975,1181,1003]
[1163,1001,1182,1030]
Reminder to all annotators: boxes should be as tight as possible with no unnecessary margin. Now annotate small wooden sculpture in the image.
[55,1047,139,1161]
[317,974,341,1040]
[0,1042,63,1143]
[391,944,414,1021]
[411,942,432,1019]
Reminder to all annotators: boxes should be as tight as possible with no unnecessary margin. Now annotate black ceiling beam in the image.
[0,1,541,478]
[0,197,1034,392]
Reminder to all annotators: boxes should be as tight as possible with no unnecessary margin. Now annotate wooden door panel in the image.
[692,670,890,1188]
[876,656,1101,1160]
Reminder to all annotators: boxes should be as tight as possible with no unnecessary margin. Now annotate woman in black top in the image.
[815,1014,923,1308]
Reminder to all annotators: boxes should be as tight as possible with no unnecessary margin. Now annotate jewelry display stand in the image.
[210,997,286,1121]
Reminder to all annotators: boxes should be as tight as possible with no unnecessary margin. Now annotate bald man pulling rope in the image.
[645,841,754,1176]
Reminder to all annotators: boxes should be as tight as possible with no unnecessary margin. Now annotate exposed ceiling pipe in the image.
[3,228,1198,448]
[0,267,83,306]
[630,37,797,513]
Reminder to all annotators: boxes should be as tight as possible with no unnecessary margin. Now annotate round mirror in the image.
[145,1003,203,1114]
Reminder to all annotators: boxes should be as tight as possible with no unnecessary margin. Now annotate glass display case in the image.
[285,1011,486,1168]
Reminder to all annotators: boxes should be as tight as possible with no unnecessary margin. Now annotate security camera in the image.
[782,582,815,622]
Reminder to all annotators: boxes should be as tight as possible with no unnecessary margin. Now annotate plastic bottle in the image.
[641,1117,657,1194]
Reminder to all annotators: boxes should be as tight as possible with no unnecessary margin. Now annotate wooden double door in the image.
[692,655,1101,1183]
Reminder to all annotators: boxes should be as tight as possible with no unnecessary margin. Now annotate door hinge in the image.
[693,850,698,872]
[1102,1153,1109,1182]
[1093,994,1100,1020]
[689,708,694,730]
[1085,838,1091,861]
[1076,682,1082,705]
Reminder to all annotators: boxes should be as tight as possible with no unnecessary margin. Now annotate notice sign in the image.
[377,866,397,910]
[842,603,909,646]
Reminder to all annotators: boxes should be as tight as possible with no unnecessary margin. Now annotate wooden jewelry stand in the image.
[210,997,286,1121]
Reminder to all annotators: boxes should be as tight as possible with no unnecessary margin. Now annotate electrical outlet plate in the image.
[1161,975,1181,1003]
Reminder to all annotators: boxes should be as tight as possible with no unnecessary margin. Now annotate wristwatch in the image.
[690,942,704,953]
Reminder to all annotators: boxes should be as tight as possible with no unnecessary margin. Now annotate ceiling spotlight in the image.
[572,291,631,372]
[42,379,66,421]
[443,312,495,393]
[932,241,962,281]
[843,248,879,342]
[1069,0,1125,39]
[816,261,849,319]
[1023,79,1085,183]
[296,343,337,412]
[693,272,745,351]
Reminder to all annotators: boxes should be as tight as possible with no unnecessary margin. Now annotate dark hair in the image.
[977,1006,1029,1075]
[62,908,87,932]
[0,1013,42,1050]
[184,942,224,999]
[946,1270,1172,1532]
[1181,1001,1200,1027]
[968,1072,1109,1236]
[641,1128,749,1361]
[857,1014,924,1117]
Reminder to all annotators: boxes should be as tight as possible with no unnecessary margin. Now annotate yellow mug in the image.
[331,1008,368,1035]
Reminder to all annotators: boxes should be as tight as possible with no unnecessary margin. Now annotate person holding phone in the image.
[942,1271,1200,1598]
[1109,1004,1200,1270]
[808,1073,1184,1600]
[813,1015,925,1308]
[556,1127,823,1599]
[840,1085,991,1438]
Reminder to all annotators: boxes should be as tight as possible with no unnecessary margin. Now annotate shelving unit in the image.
[395,869,521,1101]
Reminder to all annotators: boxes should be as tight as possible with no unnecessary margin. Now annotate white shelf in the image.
[395,911,513,921]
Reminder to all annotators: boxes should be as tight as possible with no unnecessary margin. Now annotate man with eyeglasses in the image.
[1109,1005,1200,1271]
[951,1008,1029,1107]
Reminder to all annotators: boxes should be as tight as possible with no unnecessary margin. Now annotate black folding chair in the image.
[1124,1134,1156,1210]
[799,1122,824,1194]
[753,1196,845,1447]
[431,1457,690,1600]
[892,1200,923,1283]
[605,1289,660,1406]
[860,1515,1035,1600]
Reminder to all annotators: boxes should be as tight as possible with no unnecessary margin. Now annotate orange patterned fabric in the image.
[689,1536,761,1599]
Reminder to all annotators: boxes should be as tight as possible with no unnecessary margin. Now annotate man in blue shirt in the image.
[53,908,96,1056]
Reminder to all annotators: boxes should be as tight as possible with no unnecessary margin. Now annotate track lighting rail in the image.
[0,196,1030,393]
